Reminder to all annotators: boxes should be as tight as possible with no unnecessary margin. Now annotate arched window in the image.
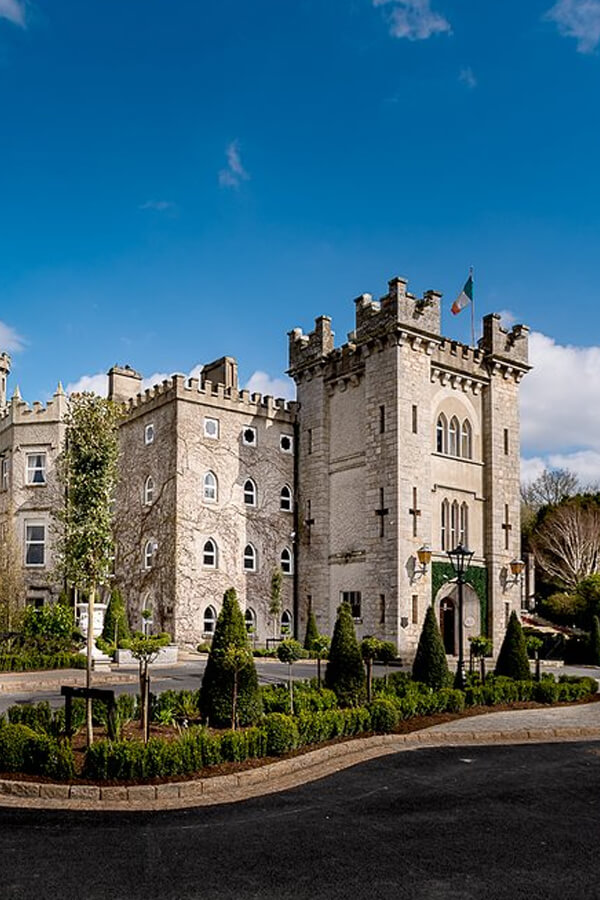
[460,502,469,546]
[203,538,217,568]
[280,484,292,512]
[243,478,257,506]
[203,606,216,635]
[144,476,154,506]
[281,609,292,635]
[203,471,217,503]
[461,419,472,460]
[245,607,257,634]
[449,417,459,456]
[144,539,157,570]
[436,414,447,454]
[243,543,257,572]
[441,500,449,551]
[450,500,459,548]
[280,547,293,575]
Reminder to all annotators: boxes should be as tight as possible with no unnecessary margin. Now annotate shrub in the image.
[437,688,465,713]
[368,698,398,733]
[412,606,452,690]
[535,679,559,704]
[0,723,75,779]
[220,727,267,763]
[102,588,131,646]
[495,612,531,680]
[263,713,299,756]
[22,604,74,644]
[590,616,600,666]
[325,603,366,707]
[199,589,262,728]
[8,700,53,733]
[303,609,319,651]
[262,683,338,715]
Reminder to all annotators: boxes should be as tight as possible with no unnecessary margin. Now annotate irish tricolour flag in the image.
[451,273,473,315]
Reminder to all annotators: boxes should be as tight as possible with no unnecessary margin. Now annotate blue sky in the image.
[2,0,600,479]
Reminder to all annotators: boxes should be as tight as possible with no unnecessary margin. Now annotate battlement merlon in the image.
[0,352,11,410]
[479,313,530,370]
[354,277,442,342]
[288,316,334,374]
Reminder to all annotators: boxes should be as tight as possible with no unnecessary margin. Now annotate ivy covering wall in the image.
[431,562,489,636]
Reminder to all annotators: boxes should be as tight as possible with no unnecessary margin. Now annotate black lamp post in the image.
[447,543,475,690]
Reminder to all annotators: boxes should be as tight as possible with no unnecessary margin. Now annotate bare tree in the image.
[531,500,600,591]
[521,468,581,513]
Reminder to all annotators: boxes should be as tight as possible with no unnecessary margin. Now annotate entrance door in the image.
[440,597,456,655]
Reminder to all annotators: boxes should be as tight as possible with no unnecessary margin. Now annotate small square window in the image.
[280,434,293,454]
[26,453,46,486]
[242,426,257,447]
[144,424,155,445]
[204,418,219,439]
[341,591,361,621]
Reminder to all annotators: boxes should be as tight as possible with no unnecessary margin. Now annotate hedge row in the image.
[0,651,86,672]
[0,724,75,779]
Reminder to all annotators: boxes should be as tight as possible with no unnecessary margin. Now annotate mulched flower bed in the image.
[1,693,598,787]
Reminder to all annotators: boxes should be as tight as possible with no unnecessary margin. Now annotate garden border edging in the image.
[1,722,599,811]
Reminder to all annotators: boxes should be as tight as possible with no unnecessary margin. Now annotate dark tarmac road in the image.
[2,740,599,900]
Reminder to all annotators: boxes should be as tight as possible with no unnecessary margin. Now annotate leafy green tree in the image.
[525,634,543,681]
[590,615,600,667]
[199,588,262,727]
[129,631,170,742]
[303,609,319,651]
[55,394,121,745]
[468,635,493,683]
[325,603,366,707]
[575,575,600,629]
[495,611,531,680]
[269,568,283,638]
[312,634,330,688]
[101,588,131,647]
[222,645,254,729]
[277,639,305,713]
[361,637,381,703]
[412,606,451,689]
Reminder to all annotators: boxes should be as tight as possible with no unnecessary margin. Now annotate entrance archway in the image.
[440,598,456,655]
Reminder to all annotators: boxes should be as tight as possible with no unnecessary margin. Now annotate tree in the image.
[525,634,543,682]
[0,508,25,631]
[325,603,366,707]
[199,588,262,727]
[530,498,600,591]
[590,616,600,667]
[101,587,131,647]
[412,606,451,690]
[312,634,330,688]
[521,467,581,514]
[222,645,254,729]
[303,609,318,651]
[129,631,170,742]
[56,393,121,746]
[495,611,531,680]
[575,575,600,629]
[360,637,381,703]
[269,568,283,638]
[468,635,493,683]
[276,639,305,714]
[377,641,397,685]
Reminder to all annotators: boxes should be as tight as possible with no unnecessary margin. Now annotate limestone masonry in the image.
[0,274,531,656]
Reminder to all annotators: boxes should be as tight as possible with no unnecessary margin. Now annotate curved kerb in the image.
[0,724,599,812]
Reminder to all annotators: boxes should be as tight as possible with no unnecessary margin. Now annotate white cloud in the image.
[245,371,295,401]
[373,0,451,40]
[66,372,109,396]
[459,67,477,89]
[139,200,177,213]
[218,140,250,189]
[0,0,25,27]
[498,309,516,329]
[521,331,600,482]
[0,320,25,352]
[545,0,600,53]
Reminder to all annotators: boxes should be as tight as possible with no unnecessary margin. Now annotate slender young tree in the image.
[361,637,382,703]
[269,568,283,639]
[129,631,170,742]
[56,393,121,746]
[222,644,254,730]
[277,639,305,714]
[312,634,330,688]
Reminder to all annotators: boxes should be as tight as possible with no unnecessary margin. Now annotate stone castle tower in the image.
[288,275,530,656]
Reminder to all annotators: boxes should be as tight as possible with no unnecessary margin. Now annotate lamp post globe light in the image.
[447,543,475,690]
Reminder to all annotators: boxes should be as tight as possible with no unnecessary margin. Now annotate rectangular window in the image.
[26,453,46,485]
[504,428,509,455]
[204,417,219,439]
[379,405,385,434]
[307,428,313,455]
[25,524,45,566]
[412,405,418,434]
[379,594,386,625]
[1,457,8,491]
[412,595,419,625]
[341,591,362,621]
[144,423,155,445]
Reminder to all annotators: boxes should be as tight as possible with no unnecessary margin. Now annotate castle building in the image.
[0,273,530,656]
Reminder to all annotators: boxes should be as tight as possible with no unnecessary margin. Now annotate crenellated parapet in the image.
[0,383,66,430]
[288,316,334,373]
[479,314,530,371]
[0,352,10,410]
[354,277,442,342]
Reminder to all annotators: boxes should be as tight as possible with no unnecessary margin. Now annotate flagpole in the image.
[469,266,475,347]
